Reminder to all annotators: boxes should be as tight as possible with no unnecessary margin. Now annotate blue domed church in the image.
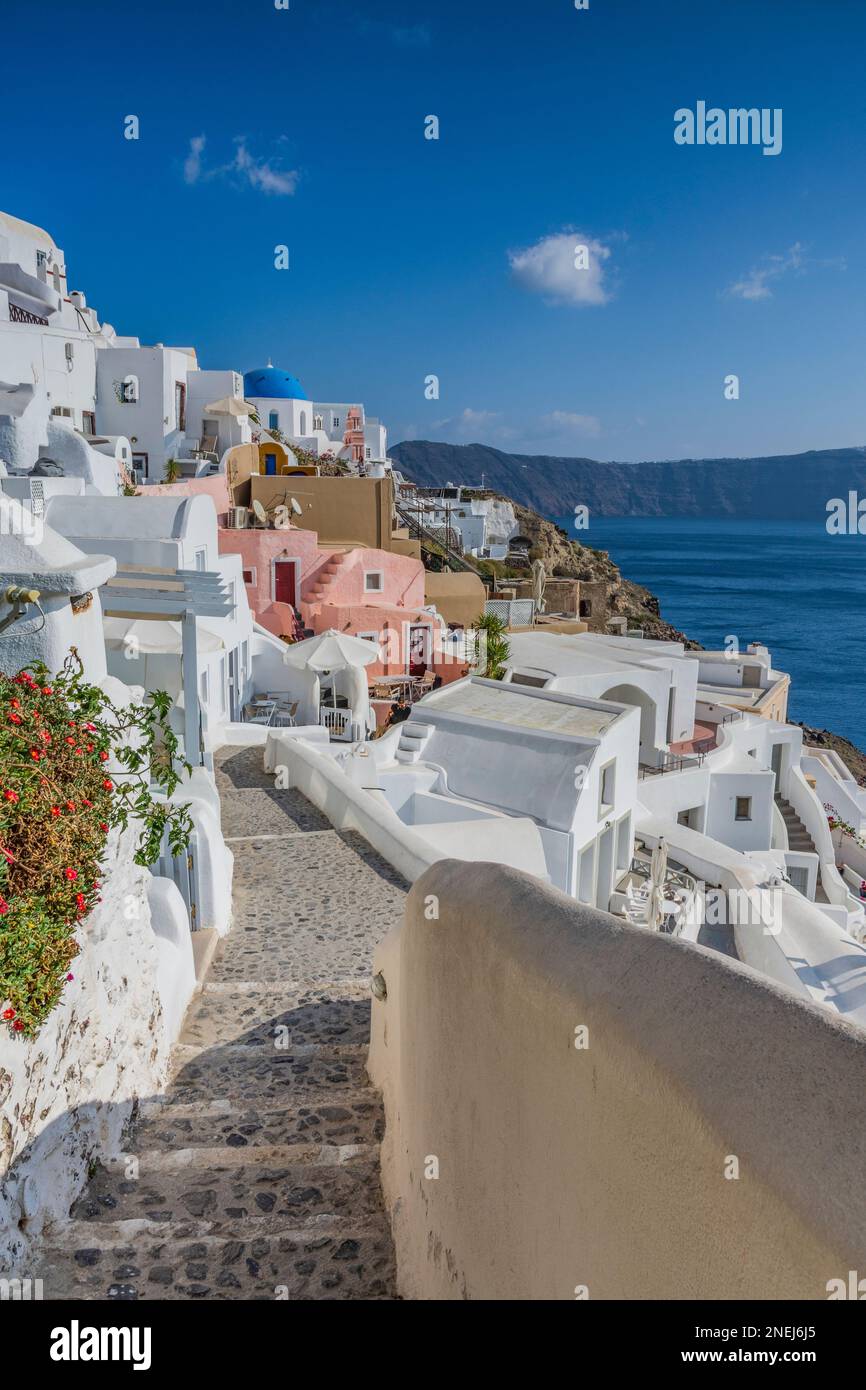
[242,360,388,467]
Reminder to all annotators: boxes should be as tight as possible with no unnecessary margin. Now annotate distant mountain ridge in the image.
[390,441,866,521]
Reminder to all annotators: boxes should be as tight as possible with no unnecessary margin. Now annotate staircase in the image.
[395,721,433,764]
[775,793,817,854]
[304,550,350,613]
[35,746,405,1301]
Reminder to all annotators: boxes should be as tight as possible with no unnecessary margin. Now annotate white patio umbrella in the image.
[103,617,224,656]
[283,629,380,731]
[531,558,546,616]
[647,837,668,931]
[204,396,256,419]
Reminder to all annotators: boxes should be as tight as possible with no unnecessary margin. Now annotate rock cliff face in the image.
[511,502,699,646]
[392,440,866,521]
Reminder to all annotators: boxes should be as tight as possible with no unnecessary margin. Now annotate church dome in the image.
[243,365,308,401]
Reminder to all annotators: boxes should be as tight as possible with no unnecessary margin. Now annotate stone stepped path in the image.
[36,745,406,1300]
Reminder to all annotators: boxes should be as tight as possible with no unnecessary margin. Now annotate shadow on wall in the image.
[369,859,866,1301]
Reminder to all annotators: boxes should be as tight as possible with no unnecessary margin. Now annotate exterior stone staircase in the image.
[35,745,405,1301]
[775,793,817,854]
[304,550,350,613]
[395,721,433,764]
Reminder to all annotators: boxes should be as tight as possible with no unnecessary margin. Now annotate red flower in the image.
[8,713,21,725]
[12,1021,23,1032]
[9,698,20,709]
[65,736,76,746]
[82,798,92,808]
[64,868,78,881]
[99,750,109,762]
[2,1008,14,1020]
[38,730,51,743]
[0,900,8,915]
[29,749,41,761]
[102,779,113,792]
[99,822,109,832]
[3,790,18,803]
[65,800,75,811]
[42,686,52,695]
[66,973,74,982]
[50,806,60,818]
[86,743,94,752]
[75,893,86,912]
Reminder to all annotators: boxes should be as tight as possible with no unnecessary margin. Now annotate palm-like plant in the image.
[473,611,510,679]
[162,456,181,484]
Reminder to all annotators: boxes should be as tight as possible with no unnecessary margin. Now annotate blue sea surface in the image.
[554,517,866,751]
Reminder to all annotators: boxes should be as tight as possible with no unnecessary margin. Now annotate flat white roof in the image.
[430,678,620,738]
[507,630,670,679]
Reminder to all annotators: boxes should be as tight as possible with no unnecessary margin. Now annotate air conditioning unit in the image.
[225,506,249,529]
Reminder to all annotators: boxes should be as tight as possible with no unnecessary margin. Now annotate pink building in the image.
[157,475,454,682]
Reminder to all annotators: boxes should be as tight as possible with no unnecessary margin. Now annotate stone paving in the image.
[36,744,406,1300]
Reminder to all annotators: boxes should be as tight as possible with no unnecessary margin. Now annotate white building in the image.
[0,212,133,493]
[398,486,519,559]
[95,353,253,484]
[243,364,389,468]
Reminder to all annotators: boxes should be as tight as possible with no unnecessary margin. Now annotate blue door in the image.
[264,452,277,475]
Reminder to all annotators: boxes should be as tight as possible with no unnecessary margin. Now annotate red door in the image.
[274,561,297,606]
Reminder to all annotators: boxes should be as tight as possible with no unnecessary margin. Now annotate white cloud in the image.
[722,241,844,301]
[508,231,613,306]
[183,134,206,185]
[431,408,501,439]
[540,410,601,438]
[182,135,298,196]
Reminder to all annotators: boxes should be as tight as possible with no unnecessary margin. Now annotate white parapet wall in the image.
[369,858,866,1300]
[0,820,173,1272]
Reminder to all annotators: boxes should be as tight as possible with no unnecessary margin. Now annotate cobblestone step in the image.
[37,1220,396,1300]
[180,987,372,1049]
[137,1096,384,1150]
[69,1153,386,1229]
[165,1043,370,1108]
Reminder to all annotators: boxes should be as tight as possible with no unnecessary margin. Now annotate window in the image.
[299,411,308,434]
[735,796,752,821]
[364,571,384,593]
[365,447,371,459]
[194,548,207,572]
[175,381,186,431]
[599,760,616,815]
[242,567,257,586]
[51,406,73,418]
[332,415,340,428]
[314,415,323,430]
[82,411,96,435]
[121,374,139,403]
[269,411,279,431]
[131,452,148,478]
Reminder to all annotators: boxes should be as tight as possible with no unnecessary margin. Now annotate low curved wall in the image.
[369,859,866,1300]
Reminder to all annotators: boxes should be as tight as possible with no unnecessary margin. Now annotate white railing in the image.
[319,707,353,740]
[484,598,535,627]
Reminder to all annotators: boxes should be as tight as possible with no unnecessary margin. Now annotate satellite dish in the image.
[290,497,303,516]
[252,499,268,527]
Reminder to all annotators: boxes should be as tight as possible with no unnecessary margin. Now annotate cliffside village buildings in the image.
[2,209,866,1299]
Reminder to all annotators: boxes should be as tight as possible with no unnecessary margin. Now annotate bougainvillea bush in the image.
[0,650,192,1039]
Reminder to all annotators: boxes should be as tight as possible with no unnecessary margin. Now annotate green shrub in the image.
[0,651,192,1038]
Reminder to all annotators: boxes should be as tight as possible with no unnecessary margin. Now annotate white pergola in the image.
[101,567,235,767]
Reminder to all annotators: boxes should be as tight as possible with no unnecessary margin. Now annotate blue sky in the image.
[2,0,864,461]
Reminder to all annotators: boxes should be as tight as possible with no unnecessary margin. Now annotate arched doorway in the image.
[600,683,658,765]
